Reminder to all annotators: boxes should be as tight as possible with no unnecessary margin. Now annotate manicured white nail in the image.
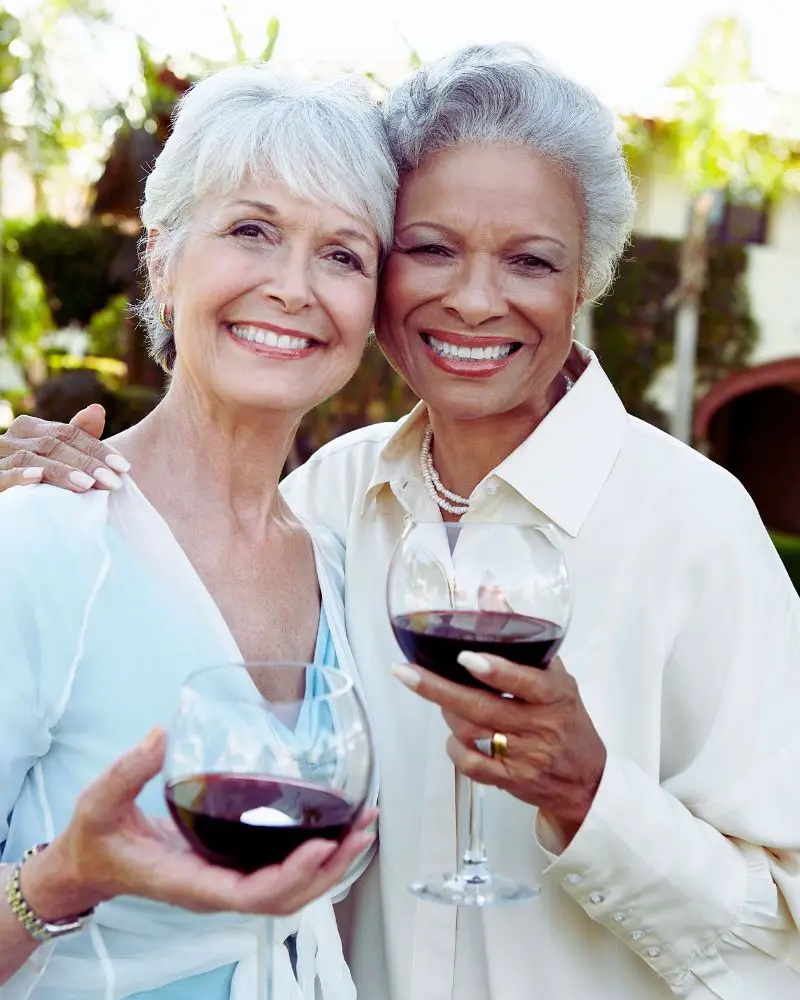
[457,651,491,675]
[23,467,44,480]
[391,664,421,689]
[69,471,95,490]
[105,453,131,473]
[93,468,123,490]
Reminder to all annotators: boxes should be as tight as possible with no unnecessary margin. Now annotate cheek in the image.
[328,281,377,350]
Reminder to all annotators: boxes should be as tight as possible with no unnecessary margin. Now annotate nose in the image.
[259,248,313,314]
[440,256,509,327]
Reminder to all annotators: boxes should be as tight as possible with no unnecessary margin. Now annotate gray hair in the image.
[137,64,397,370]
[383,44,636,302]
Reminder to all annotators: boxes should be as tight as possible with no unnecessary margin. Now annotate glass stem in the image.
[459,777,489,883]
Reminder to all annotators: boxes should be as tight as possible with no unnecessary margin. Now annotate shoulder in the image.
[614,416,768,544]
[280,419,407,539]
[295,421,402,478]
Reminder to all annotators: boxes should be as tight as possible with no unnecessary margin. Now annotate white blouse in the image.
[282,345,800,1000]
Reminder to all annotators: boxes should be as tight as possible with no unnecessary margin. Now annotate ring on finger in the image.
[473,733,509,759]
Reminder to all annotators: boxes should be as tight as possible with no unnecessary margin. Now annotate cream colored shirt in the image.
[281,346,800,1000]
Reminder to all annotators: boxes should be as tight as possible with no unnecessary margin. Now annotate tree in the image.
[651,17,799,442]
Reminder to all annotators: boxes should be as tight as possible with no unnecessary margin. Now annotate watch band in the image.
[6,843,95,942]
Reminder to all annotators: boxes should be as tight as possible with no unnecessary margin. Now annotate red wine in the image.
[391,610,564,691]
[165,773,359,873]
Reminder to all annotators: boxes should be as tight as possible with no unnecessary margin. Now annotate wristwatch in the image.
[6,843,95,942]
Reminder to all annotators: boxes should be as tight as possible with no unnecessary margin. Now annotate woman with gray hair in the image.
[0,62,396,999]
[3,44,800,999]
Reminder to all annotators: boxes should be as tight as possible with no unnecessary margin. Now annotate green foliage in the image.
[85,293,130,358]
[770,532,800,595]
[14,218,132,328]
[593,236,756,425]
[1,222,53,371]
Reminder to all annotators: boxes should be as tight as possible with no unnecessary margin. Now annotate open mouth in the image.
[422,333,522,361]
[226,323,322,352]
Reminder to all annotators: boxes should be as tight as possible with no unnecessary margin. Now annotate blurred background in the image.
[1,0,798,586]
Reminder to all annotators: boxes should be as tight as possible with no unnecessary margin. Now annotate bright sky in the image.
[99,0,800,103]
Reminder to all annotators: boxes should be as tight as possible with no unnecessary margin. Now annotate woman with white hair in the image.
[0,63,396,999]
[3,44,800,999]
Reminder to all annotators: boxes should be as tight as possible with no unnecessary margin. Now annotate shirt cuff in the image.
[536,751,749,987]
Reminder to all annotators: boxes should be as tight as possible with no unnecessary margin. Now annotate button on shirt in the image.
[281,345,800,1000]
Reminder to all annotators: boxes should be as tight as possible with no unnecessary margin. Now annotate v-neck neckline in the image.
[119,475,324,667]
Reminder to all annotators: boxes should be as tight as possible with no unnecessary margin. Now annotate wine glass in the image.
[387,521,571,907]
[164,662,373,874]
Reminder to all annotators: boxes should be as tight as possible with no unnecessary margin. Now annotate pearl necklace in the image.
[419,372,574,515]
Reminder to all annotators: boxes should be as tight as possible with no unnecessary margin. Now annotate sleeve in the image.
[0,502,57,857]
[538,478,800,997]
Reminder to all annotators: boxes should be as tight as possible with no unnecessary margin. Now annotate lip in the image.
[224,324,322,360]
[422,329,520,349]
[420,335,517,379]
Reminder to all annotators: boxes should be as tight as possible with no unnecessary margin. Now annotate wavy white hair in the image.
[383,44,636,302]
[137,64,398,370]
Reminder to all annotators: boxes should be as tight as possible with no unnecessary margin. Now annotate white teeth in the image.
[230,325,313,350]
[425,334,514,361]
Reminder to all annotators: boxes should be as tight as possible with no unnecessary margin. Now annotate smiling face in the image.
[156,178,380,417]
[376,144,584,425]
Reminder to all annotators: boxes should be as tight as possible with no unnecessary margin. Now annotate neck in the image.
[427,378,566,500]
[111,371,300,537]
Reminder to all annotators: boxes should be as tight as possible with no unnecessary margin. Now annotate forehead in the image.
[395,145,583,242]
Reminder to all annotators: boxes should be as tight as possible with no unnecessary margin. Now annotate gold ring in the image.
[491,732,509,759]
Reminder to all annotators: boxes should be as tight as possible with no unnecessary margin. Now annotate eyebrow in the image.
[229,199,376,250]
[398,221,568,252]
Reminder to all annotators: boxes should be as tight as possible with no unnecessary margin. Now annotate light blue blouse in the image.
[0,481,360,1000]
[130,610,339,1000]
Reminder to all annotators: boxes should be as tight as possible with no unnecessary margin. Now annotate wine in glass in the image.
[388,520,570,906]
[164,662,373,873]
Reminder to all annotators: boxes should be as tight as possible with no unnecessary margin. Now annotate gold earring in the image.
[159,303,174,331]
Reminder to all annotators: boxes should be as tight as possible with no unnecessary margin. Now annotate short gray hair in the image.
[383,44,635,302]
[138,64,397,370]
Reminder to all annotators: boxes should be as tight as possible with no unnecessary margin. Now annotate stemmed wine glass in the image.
[164,662,373,874]
[387,521,571,907]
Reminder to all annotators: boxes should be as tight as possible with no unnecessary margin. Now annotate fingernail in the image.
[69,471,96,490]
[93,468,123,490]
[139,726,163,754]
[457,651,491,675]
[391,664,420,690]
[105,453,131,473]
[23,467,44,480]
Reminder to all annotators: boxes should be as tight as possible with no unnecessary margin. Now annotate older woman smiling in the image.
[0,63,395,1000]
[2,44,800,1000]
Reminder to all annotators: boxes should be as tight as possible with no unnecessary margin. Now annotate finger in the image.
[0,449,106,493]
[70,403,106,439]
[446,734,506,786]
[455,651,566,704]
[391,663,532,732]
[254,829,376,915]
[43,421,130,478]
[0,466,44,491]
[441,708,485,748]
[83,727,166,814]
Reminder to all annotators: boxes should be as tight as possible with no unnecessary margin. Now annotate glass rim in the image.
[182,661,355,703]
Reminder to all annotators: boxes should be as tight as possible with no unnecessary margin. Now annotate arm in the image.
[537,482,800,994]
[397,479,800,995]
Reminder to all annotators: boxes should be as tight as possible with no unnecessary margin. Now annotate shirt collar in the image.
[362,344,628,537]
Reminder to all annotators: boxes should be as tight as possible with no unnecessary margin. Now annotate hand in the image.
[27,728,376,920]
[0,405,130,493]
[392,654,606,849]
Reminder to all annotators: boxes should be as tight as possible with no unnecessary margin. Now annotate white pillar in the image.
[670,301,699,443]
